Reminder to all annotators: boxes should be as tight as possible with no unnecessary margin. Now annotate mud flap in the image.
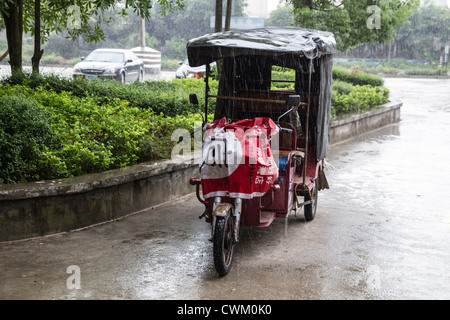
[212,203,234,217]
[317,168,329,190]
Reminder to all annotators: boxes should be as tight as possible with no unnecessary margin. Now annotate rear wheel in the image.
[213,210,235,277]
[304,180,318,221]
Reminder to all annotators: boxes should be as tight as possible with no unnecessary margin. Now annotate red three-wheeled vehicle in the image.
[187,27,336,276]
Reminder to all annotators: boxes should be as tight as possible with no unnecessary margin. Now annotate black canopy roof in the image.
[187,27,336,67]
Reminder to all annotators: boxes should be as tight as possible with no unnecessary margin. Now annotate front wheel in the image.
[304,180,318,221]
[213,210,235,277]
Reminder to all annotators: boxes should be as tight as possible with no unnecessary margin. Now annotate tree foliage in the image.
[339,4,450,61]
[265,3,294,27]
[0,0,185,74]
[289,0,419,51]
[51,0,245,60]
[393,4,450,60]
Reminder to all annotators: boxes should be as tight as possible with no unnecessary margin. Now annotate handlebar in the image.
[276,124,293,134]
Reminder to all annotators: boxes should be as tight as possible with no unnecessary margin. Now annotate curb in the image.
[330,100,402,144]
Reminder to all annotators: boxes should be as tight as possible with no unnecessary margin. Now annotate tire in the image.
[139,69,144,82]
[304,180,318,222]
[120,72,125,84]
[213,210,235,277]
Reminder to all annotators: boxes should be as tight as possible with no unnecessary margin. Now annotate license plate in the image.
[86,75,97,79]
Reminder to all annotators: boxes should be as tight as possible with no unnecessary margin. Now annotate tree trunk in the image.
[215,0,223,32]
[304,0,313,9]
[32,0,44,74]
[2,0,24,75]
[140,16,146,49]
[387,40,392,63]
[225,0,232,31]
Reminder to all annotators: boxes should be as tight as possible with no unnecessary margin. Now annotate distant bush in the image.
[268,66,389,119]
[271,67,295,90]
[40,52,66,65]
[404,68,445,76]
[333,66,384,87]
[270,65,385,89]
[161,57,181,70]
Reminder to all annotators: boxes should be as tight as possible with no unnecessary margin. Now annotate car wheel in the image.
[120,72,125,84]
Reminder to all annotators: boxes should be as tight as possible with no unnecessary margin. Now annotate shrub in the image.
[404,68,444,76]
[331,79,355,95]
[4,72,218,117]
[331,84,390,118]
[333,66,384,87]
[271,68,296,90]
[0,93,55,184]
[0,82,207,184]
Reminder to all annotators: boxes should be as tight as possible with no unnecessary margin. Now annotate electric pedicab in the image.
[187,27,336,276]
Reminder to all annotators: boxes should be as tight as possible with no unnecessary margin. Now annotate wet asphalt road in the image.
[0,77,450,300]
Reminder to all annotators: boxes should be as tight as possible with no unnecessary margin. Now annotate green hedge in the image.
[5,73,217,117]
[332,66,384,87]
[269,66,388,118]
[331,84,390,118]
[0,83,204,184]
[0,93,55,184]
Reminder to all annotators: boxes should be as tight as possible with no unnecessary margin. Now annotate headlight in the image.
[103,69,116,74]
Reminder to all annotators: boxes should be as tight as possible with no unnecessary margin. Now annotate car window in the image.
[129,52,139,61]
[85,51,124,63]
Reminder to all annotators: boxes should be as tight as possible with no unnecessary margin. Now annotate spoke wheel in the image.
[213,210,235,277]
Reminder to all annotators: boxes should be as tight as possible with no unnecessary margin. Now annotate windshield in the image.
[85,51,124,63]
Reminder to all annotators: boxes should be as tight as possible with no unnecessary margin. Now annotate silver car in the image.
[73,48,144,83]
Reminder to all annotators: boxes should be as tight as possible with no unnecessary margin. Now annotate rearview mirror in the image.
[286,95,301,107]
